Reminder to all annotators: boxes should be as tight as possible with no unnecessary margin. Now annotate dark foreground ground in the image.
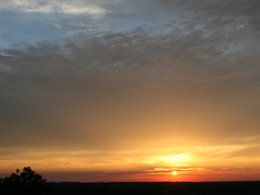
[1,181,260,195]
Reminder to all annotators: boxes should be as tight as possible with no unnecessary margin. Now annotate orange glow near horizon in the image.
[1,144,260,182]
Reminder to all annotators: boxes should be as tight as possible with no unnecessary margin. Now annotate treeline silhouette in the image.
[0,167,47,195]
[1,167,46,183]
[1,167,260,195]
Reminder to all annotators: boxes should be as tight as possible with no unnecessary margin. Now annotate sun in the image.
[172,171,177,175]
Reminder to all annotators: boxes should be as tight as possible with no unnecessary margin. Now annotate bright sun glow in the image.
[161,154,192,163]
[172,171,177,175]
[148,153,192,164]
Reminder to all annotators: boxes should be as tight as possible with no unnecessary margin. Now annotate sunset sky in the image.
[0,0,260,182]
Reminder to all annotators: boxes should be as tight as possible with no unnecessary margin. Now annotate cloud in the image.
[0,26,259,152]
[151,167,198,173]
[0,0,110,17]
[156,0,260,20]
[0,63,16,73]
[51,19,102,32]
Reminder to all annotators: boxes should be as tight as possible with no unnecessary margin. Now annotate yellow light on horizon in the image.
[161,154,191,163]
[172,171,177,175]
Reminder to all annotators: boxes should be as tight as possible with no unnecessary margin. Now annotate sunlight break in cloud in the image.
[0,0,109,16]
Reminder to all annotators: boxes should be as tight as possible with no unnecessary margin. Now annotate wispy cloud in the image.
[0,0,110,17]
[0,63,16,73]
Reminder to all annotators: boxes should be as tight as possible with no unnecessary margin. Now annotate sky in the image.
[0,0,260,182]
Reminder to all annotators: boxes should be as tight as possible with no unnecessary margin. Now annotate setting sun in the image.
[172,171,177,175]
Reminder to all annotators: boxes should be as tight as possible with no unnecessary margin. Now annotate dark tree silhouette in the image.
[1,167,46,184]
[0,167,47,195]
[20,167,46,183]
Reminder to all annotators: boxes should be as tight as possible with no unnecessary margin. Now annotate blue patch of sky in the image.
[0,11,65,48]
